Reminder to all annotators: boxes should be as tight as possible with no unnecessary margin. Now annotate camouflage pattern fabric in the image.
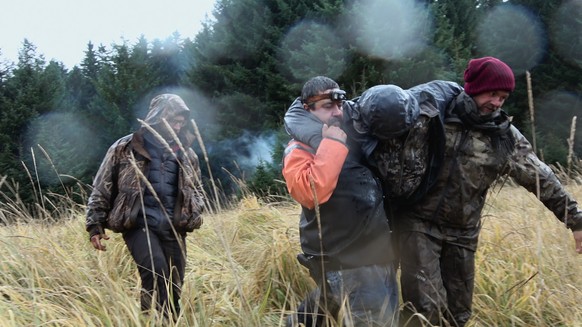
[371,114,430,200]
[86,94,204,234]
[398,230,474,327]
[398,93,582,232]
[394,92,582,327]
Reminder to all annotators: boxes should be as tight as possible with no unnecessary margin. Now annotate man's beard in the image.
[328,116,342,127]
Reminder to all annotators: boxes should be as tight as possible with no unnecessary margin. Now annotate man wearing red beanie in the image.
[392,56,582,326]
[463,56,516,96]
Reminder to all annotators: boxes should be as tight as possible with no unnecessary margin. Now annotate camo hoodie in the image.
[356,81,463,204]
[86,94,204,236]
[397,92,582,247]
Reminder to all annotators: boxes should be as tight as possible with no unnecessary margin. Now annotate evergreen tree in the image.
[0,0,580,203]
[63,42,103,115]
[505,0,582,163]
[89,40,159,142]
[81,42,101,80]
[150,33,190,86]
[337,0,463,92]
[0,40,72,201]
[430,0,476,78]
[188,0,347,137]
[1,40,44,166]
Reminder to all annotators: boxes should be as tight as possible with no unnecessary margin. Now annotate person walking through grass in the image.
[85,94,205,320]
[282,76,399,327]
[389,57,582,326]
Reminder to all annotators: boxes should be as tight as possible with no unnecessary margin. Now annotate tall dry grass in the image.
[0,189,310,326]
[472,183,582,327]
[1,107,581,326]
[0,183,581,326]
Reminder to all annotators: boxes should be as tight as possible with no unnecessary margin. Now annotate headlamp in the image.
[304,89,347,105]
[329,89,347,101]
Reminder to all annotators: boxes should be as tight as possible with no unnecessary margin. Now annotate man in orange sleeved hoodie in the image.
[282,76,398,327]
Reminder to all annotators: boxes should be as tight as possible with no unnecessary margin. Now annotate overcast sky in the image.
[0,0,217,69]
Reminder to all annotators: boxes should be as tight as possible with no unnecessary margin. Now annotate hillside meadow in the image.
[0,184,581,326]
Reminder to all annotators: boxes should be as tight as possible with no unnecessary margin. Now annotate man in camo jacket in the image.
[284,59,582,326]
[86,94,205,319]
[383,57,582,326]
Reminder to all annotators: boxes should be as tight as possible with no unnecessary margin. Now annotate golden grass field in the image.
[0,184,581,326]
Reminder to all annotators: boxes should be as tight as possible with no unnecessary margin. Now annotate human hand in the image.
[90,232,110,251]
[322,124,346,143]
[573,230,582,254]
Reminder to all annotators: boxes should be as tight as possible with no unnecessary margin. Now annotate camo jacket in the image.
[284,81,462,207]
[397,93,582,245]
[371,105,434,202]
[86,94,204,235]
[364,81,462,205]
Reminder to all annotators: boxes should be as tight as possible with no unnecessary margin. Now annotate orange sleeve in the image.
[282,138,348,209]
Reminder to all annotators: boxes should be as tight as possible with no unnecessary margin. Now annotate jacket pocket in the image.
[176,191,203,232]
[107,192,127,232]
[123,193,139,230]
[107,192,138,232]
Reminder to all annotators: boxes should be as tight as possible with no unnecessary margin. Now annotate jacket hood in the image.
[140,94,196,148]
[284,97,328,149]
[144,94,191,125]
[354,84,419,140]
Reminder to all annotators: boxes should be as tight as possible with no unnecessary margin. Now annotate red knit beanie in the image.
[463,57,515,96]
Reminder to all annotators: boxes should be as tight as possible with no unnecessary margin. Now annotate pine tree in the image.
[150,33,190,86]
[504,0,582,163]
[187,0,347,136]
[0,40,72,201]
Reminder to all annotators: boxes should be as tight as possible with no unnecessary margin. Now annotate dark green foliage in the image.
[248,160,288,199]
[198,129,283,199]
[534,90,582,157]
[0,0,581,208]
[538,132,570,165]
[150,33,192,86]
[474,3,547,72]
[187,0,350,137]
[248,128,289,199]
[382,50,458,89]
[495,0,582,160]
[547,0,582,68]
[431,0,475,75]
[24,112,99,186]
[0,41,71,202]
[278,21,348,83]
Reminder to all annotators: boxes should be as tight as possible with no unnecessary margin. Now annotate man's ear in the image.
[303,103,310,111]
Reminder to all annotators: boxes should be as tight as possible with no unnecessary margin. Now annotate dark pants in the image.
[398,231,475,327]
[287,264,399,327]
[123,227,186,318]
[288,288,339,327]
